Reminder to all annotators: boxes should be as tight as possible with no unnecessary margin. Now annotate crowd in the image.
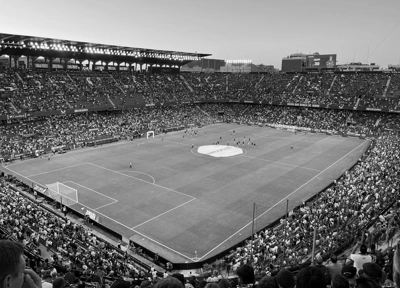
[1,69,400,287]
[0,105,217,158]
[1,69,400,114]
[4,102,400,160]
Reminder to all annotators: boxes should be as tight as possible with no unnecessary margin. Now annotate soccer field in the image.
[2,123,369,263]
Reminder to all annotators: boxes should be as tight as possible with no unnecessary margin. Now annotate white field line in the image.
[228,125,253,132]
[198,140,368,260]
[315,136,331,143]
[162,139,192,146]
[86,162,196,200]
[63,180,118,202]
[253,133,329,143]
[131,198,196,229]
[94,200,118,211]
[1,163,195,261]
[119,170,156,184]
[243,155,321,172]
[129,227,194,260]
[25,163,87,178]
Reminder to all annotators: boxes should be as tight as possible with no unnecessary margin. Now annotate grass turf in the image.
[2,123,369,262]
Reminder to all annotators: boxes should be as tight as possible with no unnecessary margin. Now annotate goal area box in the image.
[146,131,155,139]
[44,182,78,206]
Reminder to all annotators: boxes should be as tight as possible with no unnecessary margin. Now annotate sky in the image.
[1,0,400,69]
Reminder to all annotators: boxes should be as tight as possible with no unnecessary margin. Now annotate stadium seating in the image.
[2,69,400,111]
[2,69,400,288]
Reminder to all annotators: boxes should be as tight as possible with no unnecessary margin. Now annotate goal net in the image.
[146,131,155,139]
[44,182,78,206]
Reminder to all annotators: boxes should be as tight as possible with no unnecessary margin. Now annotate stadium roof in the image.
[0,33,212,66]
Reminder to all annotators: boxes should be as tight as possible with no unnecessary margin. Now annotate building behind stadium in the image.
[181,58,277,73]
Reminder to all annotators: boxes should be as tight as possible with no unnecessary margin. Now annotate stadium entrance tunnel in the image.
[196,145,245,158]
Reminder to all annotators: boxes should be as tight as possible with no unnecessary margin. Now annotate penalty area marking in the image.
[1,162,195,261]
[131,198,196,229]
[93,200,118,211]
[119,170,156,184]
[62,180,118,202]
[85,162,196,200]
[198,140,368,260]
[25,163,88,178]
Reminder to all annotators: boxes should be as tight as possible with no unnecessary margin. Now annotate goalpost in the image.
[44,182,78,206]
[146,131,155,139]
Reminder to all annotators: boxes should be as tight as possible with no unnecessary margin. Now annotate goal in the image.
[146,131,155,139]
[44,182,78,206]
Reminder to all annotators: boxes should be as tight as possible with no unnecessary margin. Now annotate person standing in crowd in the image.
[330,275,350,288]
[236,264,255,288]
[296,266,327,288]
[341,266,357,287]
[347,243,372,272]
[315,255,332,285]
[327,254,343,280]
[0,240,42,288]
[275,268,295,288]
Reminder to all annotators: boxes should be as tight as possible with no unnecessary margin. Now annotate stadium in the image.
[1,3,400,288]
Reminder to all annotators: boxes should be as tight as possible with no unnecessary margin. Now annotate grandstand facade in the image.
[0,33,211,72]
[1,31,400,288]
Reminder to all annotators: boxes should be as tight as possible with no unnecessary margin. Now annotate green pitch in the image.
[3,124,369,263]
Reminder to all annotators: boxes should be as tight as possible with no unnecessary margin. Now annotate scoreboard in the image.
[306,54,337,69]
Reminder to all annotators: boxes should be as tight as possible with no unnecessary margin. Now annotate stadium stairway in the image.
[66,73,78,88]
[196,105,211,117]
[255,75,264,88]
[240,105,251,116]
[15,72,26,85]
[292,75,303,94]
[109,74,127,95]
[179,75,194,92]
[107,96,116,108]
[327,75,337,96]
[8,101,19,113]
[64,98,73,108]
[354,97,361,107]
[383,76,391,97]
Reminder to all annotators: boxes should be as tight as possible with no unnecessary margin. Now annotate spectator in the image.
[296,266,327,288]
[110,279,131,288]
[315,255,331,285]
[217,279,231,288]
[360,263,383,285]
[341,266,357,287]
[274,268,295,288]
[171,273,185,288]
[327,254,343,279]
[236,264,255,287]
[154,277,184,288]
[354,278,380,288]
[205,284,219,288]
[257,275,275,288]
[206,271,220,283]
[52,277,66,288]
[41,274,53,288]
[348,244,372,272]
[331,275,350,288]
[0,240,42,288]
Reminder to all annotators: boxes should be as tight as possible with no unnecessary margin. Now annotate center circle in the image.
[197,145,244,158]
